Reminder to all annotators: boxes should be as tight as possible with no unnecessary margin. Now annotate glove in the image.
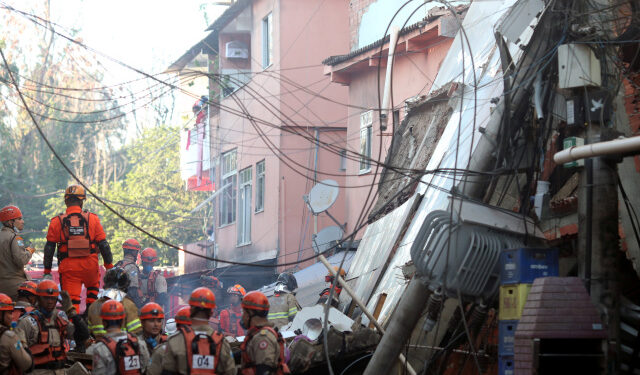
[60,290,75,316]
[42,272,53,281]
[104,263,114,270]
[25,247,36,255]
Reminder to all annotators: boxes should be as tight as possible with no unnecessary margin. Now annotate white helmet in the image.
[165,318,177,335]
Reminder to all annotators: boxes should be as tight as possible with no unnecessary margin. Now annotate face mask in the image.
[143,264,153,273]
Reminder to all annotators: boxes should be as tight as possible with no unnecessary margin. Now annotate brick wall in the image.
[349,0,377,50]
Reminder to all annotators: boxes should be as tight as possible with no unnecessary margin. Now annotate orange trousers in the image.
[59,255,100,313]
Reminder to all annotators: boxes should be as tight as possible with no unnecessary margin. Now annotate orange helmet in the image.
[0,294,14,311]
[140,302,165,320]
[36,280,59,297]
[0,206,22,222]
[189,287,216,309]
[18,281,37,296]
[227,284,246,297]
[175,306,192,326]
[326,266,346,282]
[64,184,86,200]
[101,299,125,321]
[242,291,269,312]
[141,248,158,263]
[122,239,142,252]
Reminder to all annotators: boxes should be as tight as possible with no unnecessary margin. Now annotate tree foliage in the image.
[42,124,208,265]
[0,4,206,266]
[0,3,127,246]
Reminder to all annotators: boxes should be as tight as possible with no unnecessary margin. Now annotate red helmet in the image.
[18,281,37,295]
[0,294,14,311]
[141,248,158,263]
[36,280,59,297]
[175,306,192,326]
[122,239,142,252]
[101,300,125,321]
[242,291,269,312]
[189,287,216,309]
[140,302,165,320]
[227,284,246,297]
[64,184,86,200]
[0,206,22,222]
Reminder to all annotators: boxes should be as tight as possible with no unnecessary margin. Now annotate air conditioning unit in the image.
[225,41,248,59]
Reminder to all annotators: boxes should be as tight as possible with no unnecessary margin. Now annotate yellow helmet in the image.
[64,184,86,200]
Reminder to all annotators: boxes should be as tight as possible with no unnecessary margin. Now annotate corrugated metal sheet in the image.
[361,0,547,325]
[338,194,418,309]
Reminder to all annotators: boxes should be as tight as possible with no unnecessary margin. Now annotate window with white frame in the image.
[262,13,273,68]
[359,111,372,172]
[255,160,265,212]
[220,149,237,226]
[237,167,252,245]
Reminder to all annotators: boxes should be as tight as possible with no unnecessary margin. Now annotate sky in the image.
[51,0,226,77]
[2,0,227,137]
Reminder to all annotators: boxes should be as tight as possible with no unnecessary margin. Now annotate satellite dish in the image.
[307,180,339,214]
[312,225,344,254]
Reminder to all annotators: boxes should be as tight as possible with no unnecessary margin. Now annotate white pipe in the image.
[380,27,400,131]
[533,70,544,120]
[553,136,640,165]
[318,255,417,375]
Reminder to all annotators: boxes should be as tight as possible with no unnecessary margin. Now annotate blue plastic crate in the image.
[498,320,518,356]
[500,248,559,285]
[499,355,515,375]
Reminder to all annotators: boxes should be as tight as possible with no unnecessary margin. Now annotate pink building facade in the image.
[323,3,463,239]
[193,0,351,282]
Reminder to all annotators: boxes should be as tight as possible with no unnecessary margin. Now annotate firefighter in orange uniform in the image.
[139,248,168,311]
[88,299,150,375]
[317,267,346,308]
[160,287,236,375]
[13,281,37,321]
[138,302,167,354]
[220,284,246,337]
[0,293,33,374]
[17,280,90,374]
[43,185,114,312]
[0,205,35,300]
[240,291,290,375]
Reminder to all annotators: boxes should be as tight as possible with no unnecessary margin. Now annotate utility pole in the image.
[573,0,620,369]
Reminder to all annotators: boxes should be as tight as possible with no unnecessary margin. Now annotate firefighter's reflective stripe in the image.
[268,306,298,318]
[126,318,142,332]
[89,324,107,336]
[267,311,288,320]
[288,307,297,317]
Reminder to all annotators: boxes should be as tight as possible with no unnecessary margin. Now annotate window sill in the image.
[255,208,264,214]
[236,241,252,248]
[219,222,236,229]
[358,168,371,175]
[262,63,273,71]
